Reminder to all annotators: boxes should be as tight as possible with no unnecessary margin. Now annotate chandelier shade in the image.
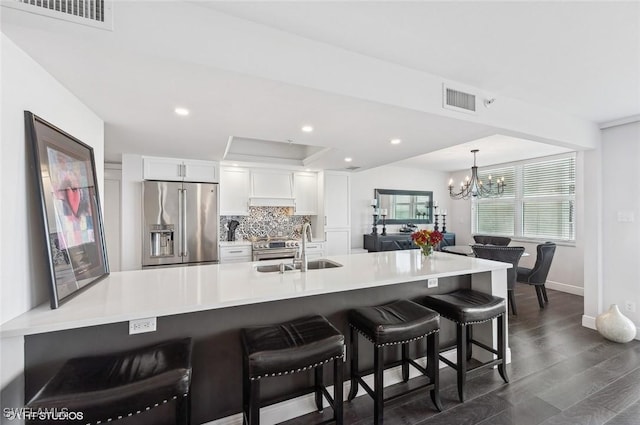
[449,150,505,200]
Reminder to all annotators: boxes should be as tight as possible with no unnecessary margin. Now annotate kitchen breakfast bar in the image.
[0,251,510,424]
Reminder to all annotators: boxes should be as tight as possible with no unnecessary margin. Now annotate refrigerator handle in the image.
[182,188,188,258]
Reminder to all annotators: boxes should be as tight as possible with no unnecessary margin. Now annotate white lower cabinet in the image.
[305,242,325,260]
[219,244,252,263]
[325,230,351,256]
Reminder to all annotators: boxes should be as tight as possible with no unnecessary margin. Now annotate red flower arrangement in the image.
[411,229,443,257]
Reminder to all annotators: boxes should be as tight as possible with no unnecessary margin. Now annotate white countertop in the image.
[219,240,252,247]
[0,251,509,338]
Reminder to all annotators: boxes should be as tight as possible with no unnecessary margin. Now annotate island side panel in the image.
[470,268,510,364]
[24,275,470,424]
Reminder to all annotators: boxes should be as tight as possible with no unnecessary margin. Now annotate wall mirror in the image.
[374,189,433,224]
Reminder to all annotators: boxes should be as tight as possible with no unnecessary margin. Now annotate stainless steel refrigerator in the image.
[142,181,219,268]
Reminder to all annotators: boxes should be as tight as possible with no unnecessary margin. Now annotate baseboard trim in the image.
[203,346,512,425]
[582,314,596,330]
[545,280,583,296]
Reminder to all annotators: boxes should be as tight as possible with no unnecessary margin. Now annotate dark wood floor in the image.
[282,284,640,425]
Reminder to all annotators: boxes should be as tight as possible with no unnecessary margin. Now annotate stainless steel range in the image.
[252,238,300,261]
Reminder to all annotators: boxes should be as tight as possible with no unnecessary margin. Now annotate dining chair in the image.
[516,242,557,308]
[473,235,512,246]
[472,245,525,315]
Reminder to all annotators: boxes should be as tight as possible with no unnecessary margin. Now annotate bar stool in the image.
[347,299,442,425]
[421,289,508,402]
[241,315,344,425]
[26,338,193,425]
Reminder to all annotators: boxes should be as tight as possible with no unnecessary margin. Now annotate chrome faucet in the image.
[294,223,313,272]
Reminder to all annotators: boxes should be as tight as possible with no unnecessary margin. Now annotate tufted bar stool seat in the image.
[241,315,344,425]
[25,338,193,425]
[348,300,442,425]
[422,289,508,403]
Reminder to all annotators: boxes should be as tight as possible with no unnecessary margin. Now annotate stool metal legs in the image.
[443,315,508,403]
[348,327,442,425]
[243,358,343,425]
[426,332,443,411]
[497,314,509,384]
[315,365,324,412]
[456,325,468,403]
[176,394,191,425]
[347,326,359,402]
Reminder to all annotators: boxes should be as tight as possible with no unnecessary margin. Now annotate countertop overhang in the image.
[0,251,510,337]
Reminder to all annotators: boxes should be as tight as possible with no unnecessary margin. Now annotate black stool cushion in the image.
[423,289,506,324]
[242,315,344,378]
[26,338,192,424]
[349,300,440,345]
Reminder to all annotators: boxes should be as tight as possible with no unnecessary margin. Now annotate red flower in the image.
[411,229,443,248]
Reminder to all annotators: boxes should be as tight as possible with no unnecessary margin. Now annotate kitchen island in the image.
[1,250,510,424]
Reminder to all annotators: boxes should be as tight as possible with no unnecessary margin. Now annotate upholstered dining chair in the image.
[516,242,557,309]
[473,235,512,246]
[472,245,525,315]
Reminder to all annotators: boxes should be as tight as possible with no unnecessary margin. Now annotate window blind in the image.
[476,202,515,235]
[473,154,576,242]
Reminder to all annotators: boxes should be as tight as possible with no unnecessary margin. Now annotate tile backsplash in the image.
[221,207,310,241]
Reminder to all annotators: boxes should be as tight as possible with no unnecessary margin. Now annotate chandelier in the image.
[449,149,505,200]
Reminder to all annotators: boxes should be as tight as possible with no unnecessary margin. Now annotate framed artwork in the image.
[25,111,109,309]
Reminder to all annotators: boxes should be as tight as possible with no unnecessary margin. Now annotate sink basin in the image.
[306,259,342,269]
[255,259,342,273]
[256,264,295,273]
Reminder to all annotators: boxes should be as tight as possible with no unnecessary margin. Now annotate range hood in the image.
[248,196,295,207]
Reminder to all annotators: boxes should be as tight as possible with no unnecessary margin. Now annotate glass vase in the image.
[420,245,433,257]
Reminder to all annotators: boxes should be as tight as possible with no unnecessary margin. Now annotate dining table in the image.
[442,245,530,257]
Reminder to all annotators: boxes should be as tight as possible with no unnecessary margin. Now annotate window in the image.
[473,154,576,242]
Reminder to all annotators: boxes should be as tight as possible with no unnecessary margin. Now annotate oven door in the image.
[253,249,297,261]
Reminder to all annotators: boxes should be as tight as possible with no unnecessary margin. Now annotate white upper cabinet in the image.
[220,167,250,215]
[143,156,218,183]
[249,169,294,206]
[293,172,318,215]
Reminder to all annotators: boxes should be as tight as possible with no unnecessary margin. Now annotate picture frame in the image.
[25,111,109,309]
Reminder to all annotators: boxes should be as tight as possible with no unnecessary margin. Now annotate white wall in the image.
[0,33,104,324]
[350,165,450,249]
[600,122,640,326]
[446,153,586,293]
[0,32,104,411]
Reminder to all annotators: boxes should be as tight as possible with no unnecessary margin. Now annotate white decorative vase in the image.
[595,304,637,343]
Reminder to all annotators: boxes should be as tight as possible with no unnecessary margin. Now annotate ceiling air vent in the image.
[3,0,113,29]
[443,84,476,114]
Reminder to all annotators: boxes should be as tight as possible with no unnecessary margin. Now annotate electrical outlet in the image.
[129,317,157,335]
[427,278,438,288]
[625,302,636,313]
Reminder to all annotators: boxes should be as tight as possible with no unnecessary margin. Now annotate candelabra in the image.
[442,211,447,233]
[381,213,387,236]
[370,200,378,234]
[433,205,439,232]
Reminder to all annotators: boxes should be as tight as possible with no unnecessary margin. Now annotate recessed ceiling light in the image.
[174,107,190,116]
[305,168,312,172]
[232,163,239,167]
[390,138,402,145]
[301,125,314,133]
[344,157,353,162]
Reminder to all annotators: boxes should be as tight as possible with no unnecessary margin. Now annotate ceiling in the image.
[1,1,638,172]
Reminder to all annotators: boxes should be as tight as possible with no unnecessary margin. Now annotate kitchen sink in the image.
[256,264,295,273]
[255,259,342,273]
[305,259,342,269]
